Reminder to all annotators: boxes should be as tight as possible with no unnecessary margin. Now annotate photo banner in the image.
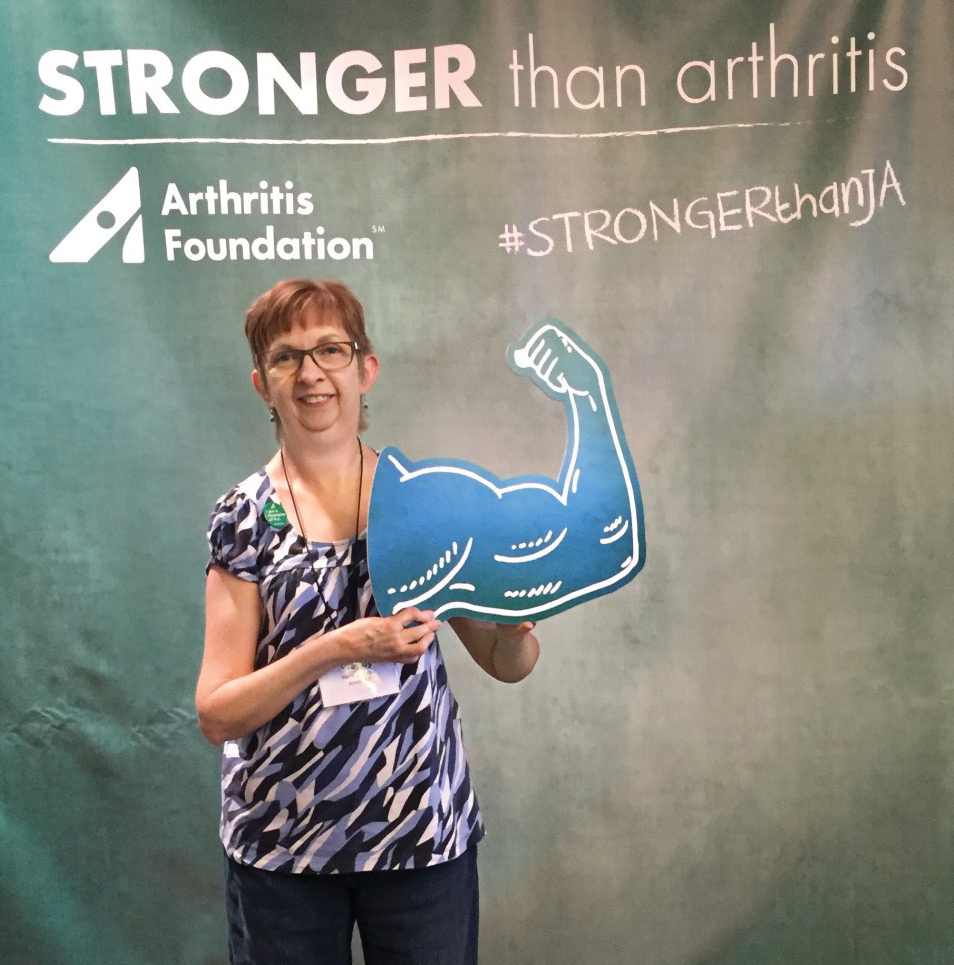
[1,1,952,964]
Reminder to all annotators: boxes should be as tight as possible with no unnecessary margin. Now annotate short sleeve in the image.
[206,487,261,582]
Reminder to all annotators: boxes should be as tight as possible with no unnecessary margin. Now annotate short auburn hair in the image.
[245,279,373,363]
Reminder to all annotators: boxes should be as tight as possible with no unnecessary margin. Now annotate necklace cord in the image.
[280,437,364,622]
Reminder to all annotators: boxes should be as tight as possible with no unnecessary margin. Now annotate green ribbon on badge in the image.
[263,499,288,529]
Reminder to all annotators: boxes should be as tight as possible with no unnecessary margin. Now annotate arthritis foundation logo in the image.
[49,167,144,263]
[48,167,378,265]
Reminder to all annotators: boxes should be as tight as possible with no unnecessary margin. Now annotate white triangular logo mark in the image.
[50,167,143,263]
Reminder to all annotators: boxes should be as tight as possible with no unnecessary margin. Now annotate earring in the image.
[361,396,369,411]
[268,407,278,423]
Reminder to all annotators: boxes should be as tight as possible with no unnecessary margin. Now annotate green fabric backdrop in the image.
[2,1,951,963]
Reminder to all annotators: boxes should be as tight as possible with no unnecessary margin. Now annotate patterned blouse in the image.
[206,468,484,874]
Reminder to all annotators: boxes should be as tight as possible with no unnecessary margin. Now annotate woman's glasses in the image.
[259,340,359,376]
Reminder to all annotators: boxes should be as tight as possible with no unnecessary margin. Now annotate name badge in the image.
[318,660,402,707]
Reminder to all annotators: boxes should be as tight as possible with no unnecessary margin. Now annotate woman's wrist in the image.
[303,623,357,674]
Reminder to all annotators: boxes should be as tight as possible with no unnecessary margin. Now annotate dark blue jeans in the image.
[224,846,479,965]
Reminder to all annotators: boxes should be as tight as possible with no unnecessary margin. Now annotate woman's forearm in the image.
[197,632,348,744]
[197,608,440,743]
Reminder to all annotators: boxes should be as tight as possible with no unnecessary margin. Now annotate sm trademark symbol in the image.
[372,225,386,233]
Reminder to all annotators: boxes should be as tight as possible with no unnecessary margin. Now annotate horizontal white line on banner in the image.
[48,120,799,146]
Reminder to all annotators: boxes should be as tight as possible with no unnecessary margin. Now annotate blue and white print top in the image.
[206,468,484,874]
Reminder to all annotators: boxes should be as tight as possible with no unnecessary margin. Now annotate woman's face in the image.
[251,304,378,445]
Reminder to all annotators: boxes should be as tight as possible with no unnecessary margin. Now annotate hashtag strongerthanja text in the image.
[499,159,903,257]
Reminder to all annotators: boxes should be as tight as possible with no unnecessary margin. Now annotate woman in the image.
[196,279,539,965]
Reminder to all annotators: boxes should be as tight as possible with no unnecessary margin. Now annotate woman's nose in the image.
[298,351,326,380]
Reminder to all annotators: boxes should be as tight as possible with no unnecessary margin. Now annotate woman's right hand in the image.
[335,609,441,665]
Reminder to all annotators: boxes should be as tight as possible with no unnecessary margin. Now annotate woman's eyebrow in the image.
[267,333,344,351]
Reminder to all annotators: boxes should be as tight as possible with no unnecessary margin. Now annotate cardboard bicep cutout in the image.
[367,319,646,623]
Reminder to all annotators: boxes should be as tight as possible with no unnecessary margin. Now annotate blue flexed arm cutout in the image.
[367,319,646,623]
